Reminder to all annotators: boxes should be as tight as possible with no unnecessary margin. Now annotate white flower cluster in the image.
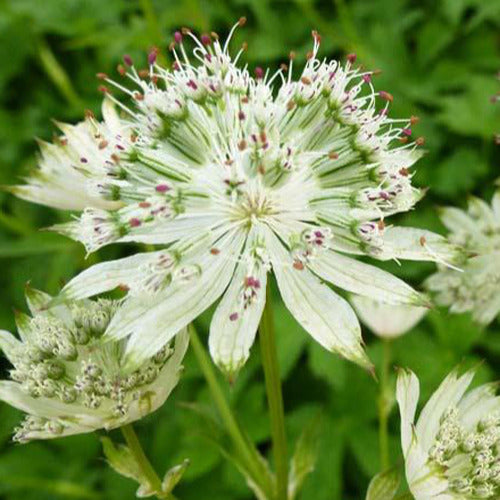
[427,191,500,324]
[397,369,500,499]
[10,20,459,376]
[0,288,188,442]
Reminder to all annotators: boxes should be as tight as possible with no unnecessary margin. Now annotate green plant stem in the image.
[37,38,83,111]
[378,339,392,470]
[394,493,413,500]
[188,324,273,498]
[259,281,288,500]
[121,424,177,500]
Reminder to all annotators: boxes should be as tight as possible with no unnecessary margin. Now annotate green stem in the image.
[37,38,83,111]
[121,424,177,500]
[188,324,273,498]
[378,339,392,470]
[394,493,413,500]
[259,281,288,500]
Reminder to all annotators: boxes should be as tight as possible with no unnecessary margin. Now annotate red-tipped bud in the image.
[201,34,211,46]
[148,48,158,65]
[98,85,109,93]
[129,218,141,228]
[123,54,133,66]
[312,30,321,43]
[289,51,296,60]
[415,136,425,146]
[362,74,371,83]
[347,53,357,63]
[410,115,420,125]
[174,31,183,43]
[96,72,108,80]
[117,64,126,76]
[402,128,412,136]
[238,16,247,26]
[379,91,393,102]
[255,66,264,79]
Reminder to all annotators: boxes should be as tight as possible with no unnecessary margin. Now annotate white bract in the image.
[426,191,500,325]
[0,288,188,442]
[397,368,500,499]
[350,295,427,339]
[11,21,458,376]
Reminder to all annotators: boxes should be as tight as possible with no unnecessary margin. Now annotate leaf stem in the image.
[188,323,274,498]
[121,424,177,500]
[259,281,288,500]
[378,339,392,470]
[37,38,83,112]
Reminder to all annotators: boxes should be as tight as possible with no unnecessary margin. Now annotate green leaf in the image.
[100,437,146,486]
[161,460,190,495]
[288,412,323,500]
[437,76,500,138]
[365,468,400,500]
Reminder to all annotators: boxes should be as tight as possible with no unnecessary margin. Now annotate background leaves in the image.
[0,0,498,498]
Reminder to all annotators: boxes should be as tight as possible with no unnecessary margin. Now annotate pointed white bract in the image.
[350,295,428,339]
[396,368,500,499]
[12,20,459,376]
[426,191,500,324]
[0,289,188,442]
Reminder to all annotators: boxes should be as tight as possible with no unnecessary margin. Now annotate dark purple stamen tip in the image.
[255,67,264,79]
[174,31,183,44]
[229,312,239,321]
[148,50,157,65]
[123,54,133,66]
[155,184,170,193]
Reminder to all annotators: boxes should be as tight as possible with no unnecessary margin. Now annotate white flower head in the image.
[350,295,427,339]
[0,287,188,442]
[396,368,500,499]
[426,191,500,325]
[12,21,460,377]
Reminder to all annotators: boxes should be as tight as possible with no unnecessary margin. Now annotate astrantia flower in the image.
[11,21,458,376]
[426,191,500,325]
[0,288,188,442]
[397,368,500,499]
[350,295,427,339]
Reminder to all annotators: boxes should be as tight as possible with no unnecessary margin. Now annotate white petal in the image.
[396,368,420,456]
[264,228,371,369]
[375,227,461,264]
[350,295,428,338]
[309,250,428,306]
[457,383,500,430]
[0,380,98,423]
[107,229,246,370]
[209,226,268,377]
[0,330,21,363]
[129,328,189,423]
[60,252,159,300]
[415,369,474,452]
[438,207,476,234]
[119,214,221,245]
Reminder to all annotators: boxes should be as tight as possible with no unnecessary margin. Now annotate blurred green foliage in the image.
[0,0,499,498]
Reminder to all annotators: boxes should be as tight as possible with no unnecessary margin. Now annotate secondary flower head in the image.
[397,368,500,499]
[350,295,427,339]
[0,288,188,442]
[11,21,458,376]
[426,191,500,325]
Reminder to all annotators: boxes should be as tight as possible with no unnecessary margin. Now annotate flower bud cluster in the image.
[8,298,177,443]
[429,407,500,498]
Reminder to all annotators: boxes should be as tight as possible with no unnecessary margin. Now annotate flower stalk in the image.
[259,281,288,500]
[120,424,177,499]
[378,339,392,470]
[188,324,274,498]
